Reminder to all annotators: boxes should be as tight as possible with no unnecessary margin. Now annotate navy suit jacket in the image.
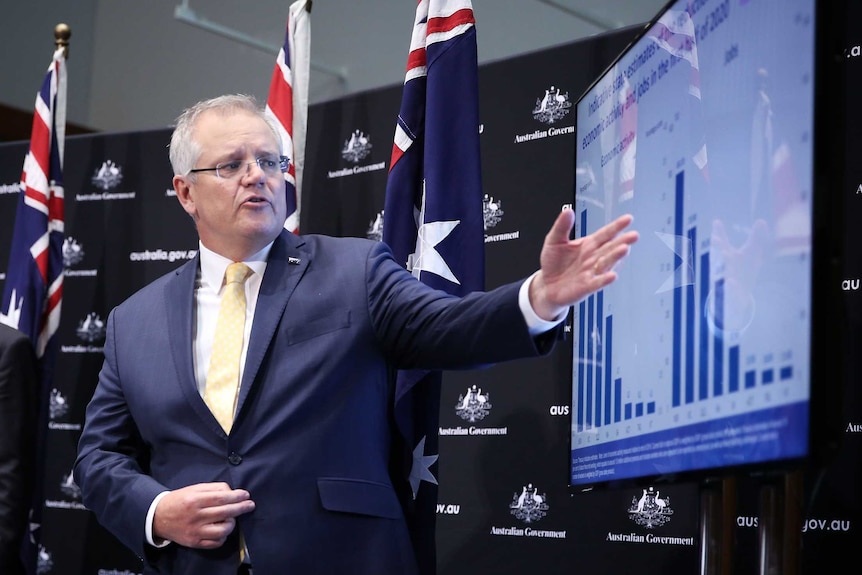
[0,323,37,575]
[74,230,553,575]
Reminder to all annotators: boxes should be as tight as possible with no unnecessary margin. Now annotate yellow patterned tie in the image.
[204,262,252,433]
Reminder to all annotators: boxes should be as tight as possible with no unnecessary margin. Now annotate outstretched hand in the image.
[529,209,639,321]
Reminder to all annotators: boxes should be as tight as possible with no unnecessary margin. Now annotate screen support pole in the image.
[698,477,736,575]
[757,470,803,575]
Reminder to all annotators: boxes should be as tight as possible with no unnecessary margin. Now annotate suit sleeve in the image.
[0,329,37,572]
[365,241,558,367]
[73,309,167,559]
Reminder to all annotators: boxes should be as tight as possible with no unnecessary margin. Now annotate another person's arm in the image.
[0,329,37,571]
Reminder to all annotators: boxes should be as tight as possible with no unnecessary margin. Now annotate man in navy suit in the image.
[0,323,37,575]
[74,94,638,575]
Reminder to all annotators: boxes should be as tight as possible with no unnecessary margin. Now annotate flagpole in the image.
[10,24,71,575]
[54,22,71,58]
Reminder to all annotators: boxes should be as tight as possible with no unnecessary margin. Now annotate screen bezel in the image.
[568,0,847,491]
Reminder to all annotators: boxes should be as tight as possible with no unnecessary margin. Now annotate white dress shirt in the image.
[145,240,270,549]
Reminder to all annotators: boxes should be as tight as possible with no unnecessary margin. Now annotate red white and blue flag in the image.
[651,7,709,183]
[0,45,67,574]
[383,1,484,572]
[266,0,311,234]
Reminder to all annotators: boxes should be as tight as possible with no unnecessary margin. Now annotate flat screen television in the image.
[570,0,845,488]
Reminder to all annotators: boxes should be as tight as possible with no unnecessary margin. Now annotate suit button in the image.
[228,452,242,465]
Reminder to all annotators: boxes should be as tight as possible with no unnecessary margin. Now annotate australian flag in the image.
[383,1,484,573]
[265,0,311,234]
[0,45,67,574]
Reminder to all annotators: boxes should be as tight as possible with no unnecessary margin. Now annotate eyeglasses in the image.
[188,155,290,179]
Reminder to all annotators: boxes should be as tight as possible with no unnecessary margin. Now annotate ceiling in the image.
[1,0,670,136]
[169,0,669,106]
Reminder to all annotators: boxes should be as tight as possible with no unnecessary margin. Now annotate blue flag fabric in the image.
[265,0,311,234]
[0,47,67,575]
[383,2,484,573]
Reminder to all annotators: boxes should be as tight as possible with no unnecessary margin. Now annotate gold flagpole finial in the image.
[54,23,71,58]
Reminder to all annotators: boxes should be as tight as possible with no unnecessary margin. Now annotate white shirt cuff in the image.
[146,491,172,548]
[519,272,567,335]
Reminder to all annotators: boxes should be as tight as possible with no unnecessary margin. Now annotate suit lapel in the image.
[164,256,222,429]
[235,230,310,420]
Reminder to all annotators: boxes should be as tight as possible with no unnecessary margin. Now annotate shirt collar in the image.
[198,241,272,290]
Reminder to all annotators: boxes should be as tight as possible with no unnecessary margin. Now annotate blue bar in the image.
[763,369,775,385]
[586,294,594,427]
[713,278,724,396]
[578,300,585,431]
[729,345,739,393]
[745,370,756,389]
[780,366,793,380]
[672,171,684,407]
[595,291,603,427]
[614,378,622,423]
[636,402,644,417]
[685,226,695,404]
[647,401,656,414]
[625,402,632,420]
[605,315,613,424]
[578,208,588,431]
[699,251,710,398]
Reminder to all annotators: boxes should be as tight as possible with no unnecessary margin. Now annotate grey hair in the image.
[168,94,283,176]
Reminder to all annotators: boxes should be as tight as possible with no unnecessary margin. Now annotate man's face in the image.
[173,109,287,260]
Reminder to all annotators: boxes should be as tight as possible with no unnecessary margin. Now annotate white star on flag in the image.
[408,186,460,284]
[409,435,439,499]
[0,288,24,330]
[28,508,40,544]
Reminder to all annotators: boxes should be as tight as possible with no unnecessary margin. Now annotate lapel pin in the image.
[288,257,301,265]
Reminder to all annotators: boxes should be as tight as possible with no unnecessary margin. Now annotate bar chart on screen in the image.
[569,0,818,485]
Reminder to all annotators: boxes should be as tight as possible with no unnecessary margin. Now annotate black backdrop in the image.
[0,17,859,575]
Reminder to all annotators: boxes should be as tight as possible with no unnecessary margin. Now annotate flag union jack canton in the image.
[0,45,67,575]
[383,1,484,573]
[265,0,310,235]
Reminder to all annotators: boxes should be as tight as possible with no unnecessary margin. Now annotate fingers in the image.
[154,482,256,549]
[593,213,634,244]
[548,210,634,248]
[196,517,237,549]
[593,242,633,276]
[545,208,577,245]
[591,214,637,274]
[583,214,637,257]
[181,483,254,515]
